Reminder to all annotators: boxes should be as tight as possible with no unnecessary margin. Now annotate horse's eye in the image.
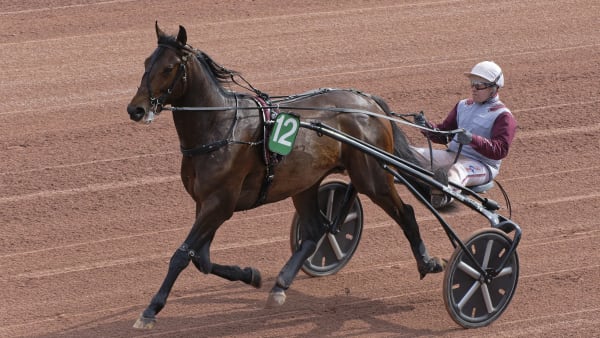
[162,66,174,74]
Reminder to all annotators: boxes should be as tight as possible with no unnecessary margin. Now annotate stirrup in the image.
[430,191,454,209]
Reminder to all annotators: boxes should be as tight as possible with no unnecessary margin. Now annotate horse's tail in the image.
[370,94,432,199]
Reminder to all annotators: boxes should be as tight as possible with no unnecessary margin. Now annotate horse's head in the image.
[127,22,191,123]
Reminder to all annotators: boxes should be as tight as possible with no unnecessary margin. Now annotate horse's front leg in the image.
[133,245,191,329]
[133,193,232,329]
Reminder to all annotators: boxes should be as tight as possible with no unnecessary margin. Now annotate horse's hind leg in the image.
[394,202,446,279]
[267,185,323,307]
[357,177,445,279]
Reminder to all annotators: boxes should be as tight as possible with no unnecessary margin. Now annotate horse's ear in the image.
[155,21,165,40]
[176,25,187,46]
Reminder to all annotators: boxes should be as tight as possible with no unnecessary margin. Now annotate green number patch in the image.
[268,113,300,156]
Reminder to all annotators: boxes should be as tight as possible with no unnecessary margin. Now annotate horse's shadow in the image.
[46,276,461,337]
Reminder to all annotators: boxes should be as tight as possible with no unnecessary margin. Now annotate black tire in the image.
[443,228,519,328]
[290,180,363,277]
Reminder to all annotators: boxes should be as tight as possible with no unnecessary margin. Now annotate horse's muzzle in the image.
[127,105,146,122]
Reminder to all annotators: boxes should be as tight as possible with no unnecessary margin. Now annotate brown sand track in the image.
[1,0,599,337]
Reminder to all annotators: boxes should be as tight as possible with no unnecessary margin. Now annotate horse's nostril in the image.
[127,105,140,115]
[127,105,145,121]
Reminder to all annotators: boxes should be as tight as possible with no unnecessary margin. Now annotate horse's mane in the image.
[157,33,239,86]
[196,52,239,85]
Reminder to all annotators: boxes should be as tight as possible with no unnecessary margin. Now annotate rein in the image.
[166,99,472,186]
[146,41,463,155]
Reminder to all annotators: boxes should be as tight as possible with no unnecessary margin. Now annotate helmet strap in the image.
[483,88,498,103]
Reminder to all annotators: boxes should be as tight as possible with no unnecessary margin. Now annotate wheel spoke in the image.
[458,261,481,280]
[325,189,336,220]
[343,211,358,224]
[307,233,328,262]
[482,239,494,269]
[327,233,345,260]
[457,280,481,310]
[480,283,495,313]
[497,266,513,278]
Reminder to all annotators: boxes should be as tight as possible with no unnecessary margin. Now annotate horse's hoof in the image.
[133,314,156,329]
[249,267,262,288]
[418,257,447,280]
[266,290,286,308]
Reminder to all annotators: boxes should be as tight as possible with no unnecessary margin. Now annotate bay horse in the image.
[126,23,444,329]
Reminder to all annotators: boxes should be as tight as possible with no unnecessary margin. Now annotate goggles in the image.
[470,80,495,90]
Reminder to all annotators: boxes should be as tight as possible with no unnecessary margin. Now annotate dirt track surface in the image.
[2,1,600,337]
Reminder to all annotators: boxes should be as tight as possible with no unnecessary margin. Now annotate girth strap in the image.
[252,95,280,207]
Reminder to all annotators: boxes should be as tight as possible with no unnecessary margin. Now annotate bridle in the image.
[143,43,265,157]
[144,43,190,117]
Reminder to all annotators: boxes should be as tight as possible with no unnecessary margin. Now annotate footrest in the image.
[470,181,494,193]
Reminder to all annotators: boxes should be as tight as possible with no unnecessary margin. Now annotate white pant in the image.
[411,147,498,188]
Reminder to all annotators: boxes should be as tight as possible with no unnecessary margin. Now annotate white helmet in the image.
[465,61,504,88]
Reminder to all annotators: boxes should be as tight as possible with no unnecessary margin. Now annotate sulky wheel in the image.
[443,228,519,328]
[290,179,363,277]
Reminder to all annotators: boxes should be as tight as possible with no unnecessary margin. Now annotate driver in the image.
[412,61,518,209]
